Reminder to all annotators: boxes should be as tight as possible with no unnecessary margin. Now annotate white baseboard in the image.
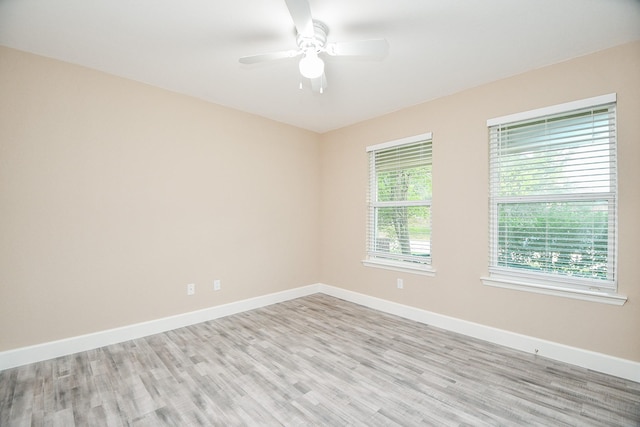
[0,284,321,371]
[2,282,638,384]
[317,284,640,383]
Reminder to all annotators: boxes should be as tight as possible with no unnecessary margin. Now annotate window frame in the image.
[362,133,436,276]
[482,94,626,305]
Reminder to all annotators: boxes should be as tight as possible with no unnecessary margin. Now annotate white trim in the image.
[481,275,626,305]
[366,132,432,152]
[487,93,616,126]
[0,284,320,371]
[362,259,436,276]
[2,283,637,384]
[316,284,639,383]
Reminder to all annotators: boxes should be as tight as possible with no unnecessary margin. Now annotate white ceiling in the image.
[1,0,639,133]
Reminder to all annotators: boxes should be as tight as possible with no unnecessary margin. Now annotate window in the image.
[364,133,434,275]
[483,94,625,304]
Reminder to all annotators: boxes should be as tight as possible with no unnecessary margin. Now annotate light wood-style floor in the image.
[1,294,639,426]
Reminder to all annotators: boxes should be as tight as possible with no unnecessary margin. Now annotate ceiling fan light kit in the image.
[297,20,327,79]
[299,50,324,79]
[239,0,388,94]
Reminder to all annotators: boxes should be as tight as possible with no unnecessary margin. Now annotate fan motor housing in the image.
[296,20,328,52]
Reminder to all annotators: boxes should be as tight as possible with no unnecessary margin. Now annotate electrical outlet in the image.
[214,279,221,291]
[187,283,195,295]
[397,278,404,289]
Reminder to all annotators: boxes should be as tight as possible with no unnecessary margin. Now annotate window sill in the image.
[481,275,627,306]
[362,259,436,277]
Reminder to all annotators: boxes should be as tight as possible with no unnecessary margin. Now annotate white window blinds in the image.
[367,134,432,268]
[488,95,617,290]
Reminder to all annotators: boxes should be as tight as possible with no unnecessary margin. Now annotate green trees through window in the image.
[375,167,431,257]
[498,201,609,279]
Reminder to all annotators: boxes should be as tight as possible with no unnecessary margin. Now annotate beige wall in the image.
[320,41,640,362]
[0,46,320,351]
[1,42,638,363]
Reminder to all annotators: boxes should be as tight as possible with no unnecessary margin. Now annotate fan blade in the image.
[239,50,300,64]
[325,39,389,57]
[284,0,314,38]
[310,73,327,94]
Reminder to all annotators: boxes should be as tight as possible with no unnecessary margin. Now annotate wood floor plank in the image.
[1,294,639,426]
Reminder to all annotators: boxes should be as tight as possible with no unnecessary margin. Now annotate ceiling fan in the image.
[239,0,389,94]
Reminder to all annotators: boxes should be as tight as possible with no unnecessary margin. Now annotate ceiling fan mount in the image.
[239,0,388,94]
